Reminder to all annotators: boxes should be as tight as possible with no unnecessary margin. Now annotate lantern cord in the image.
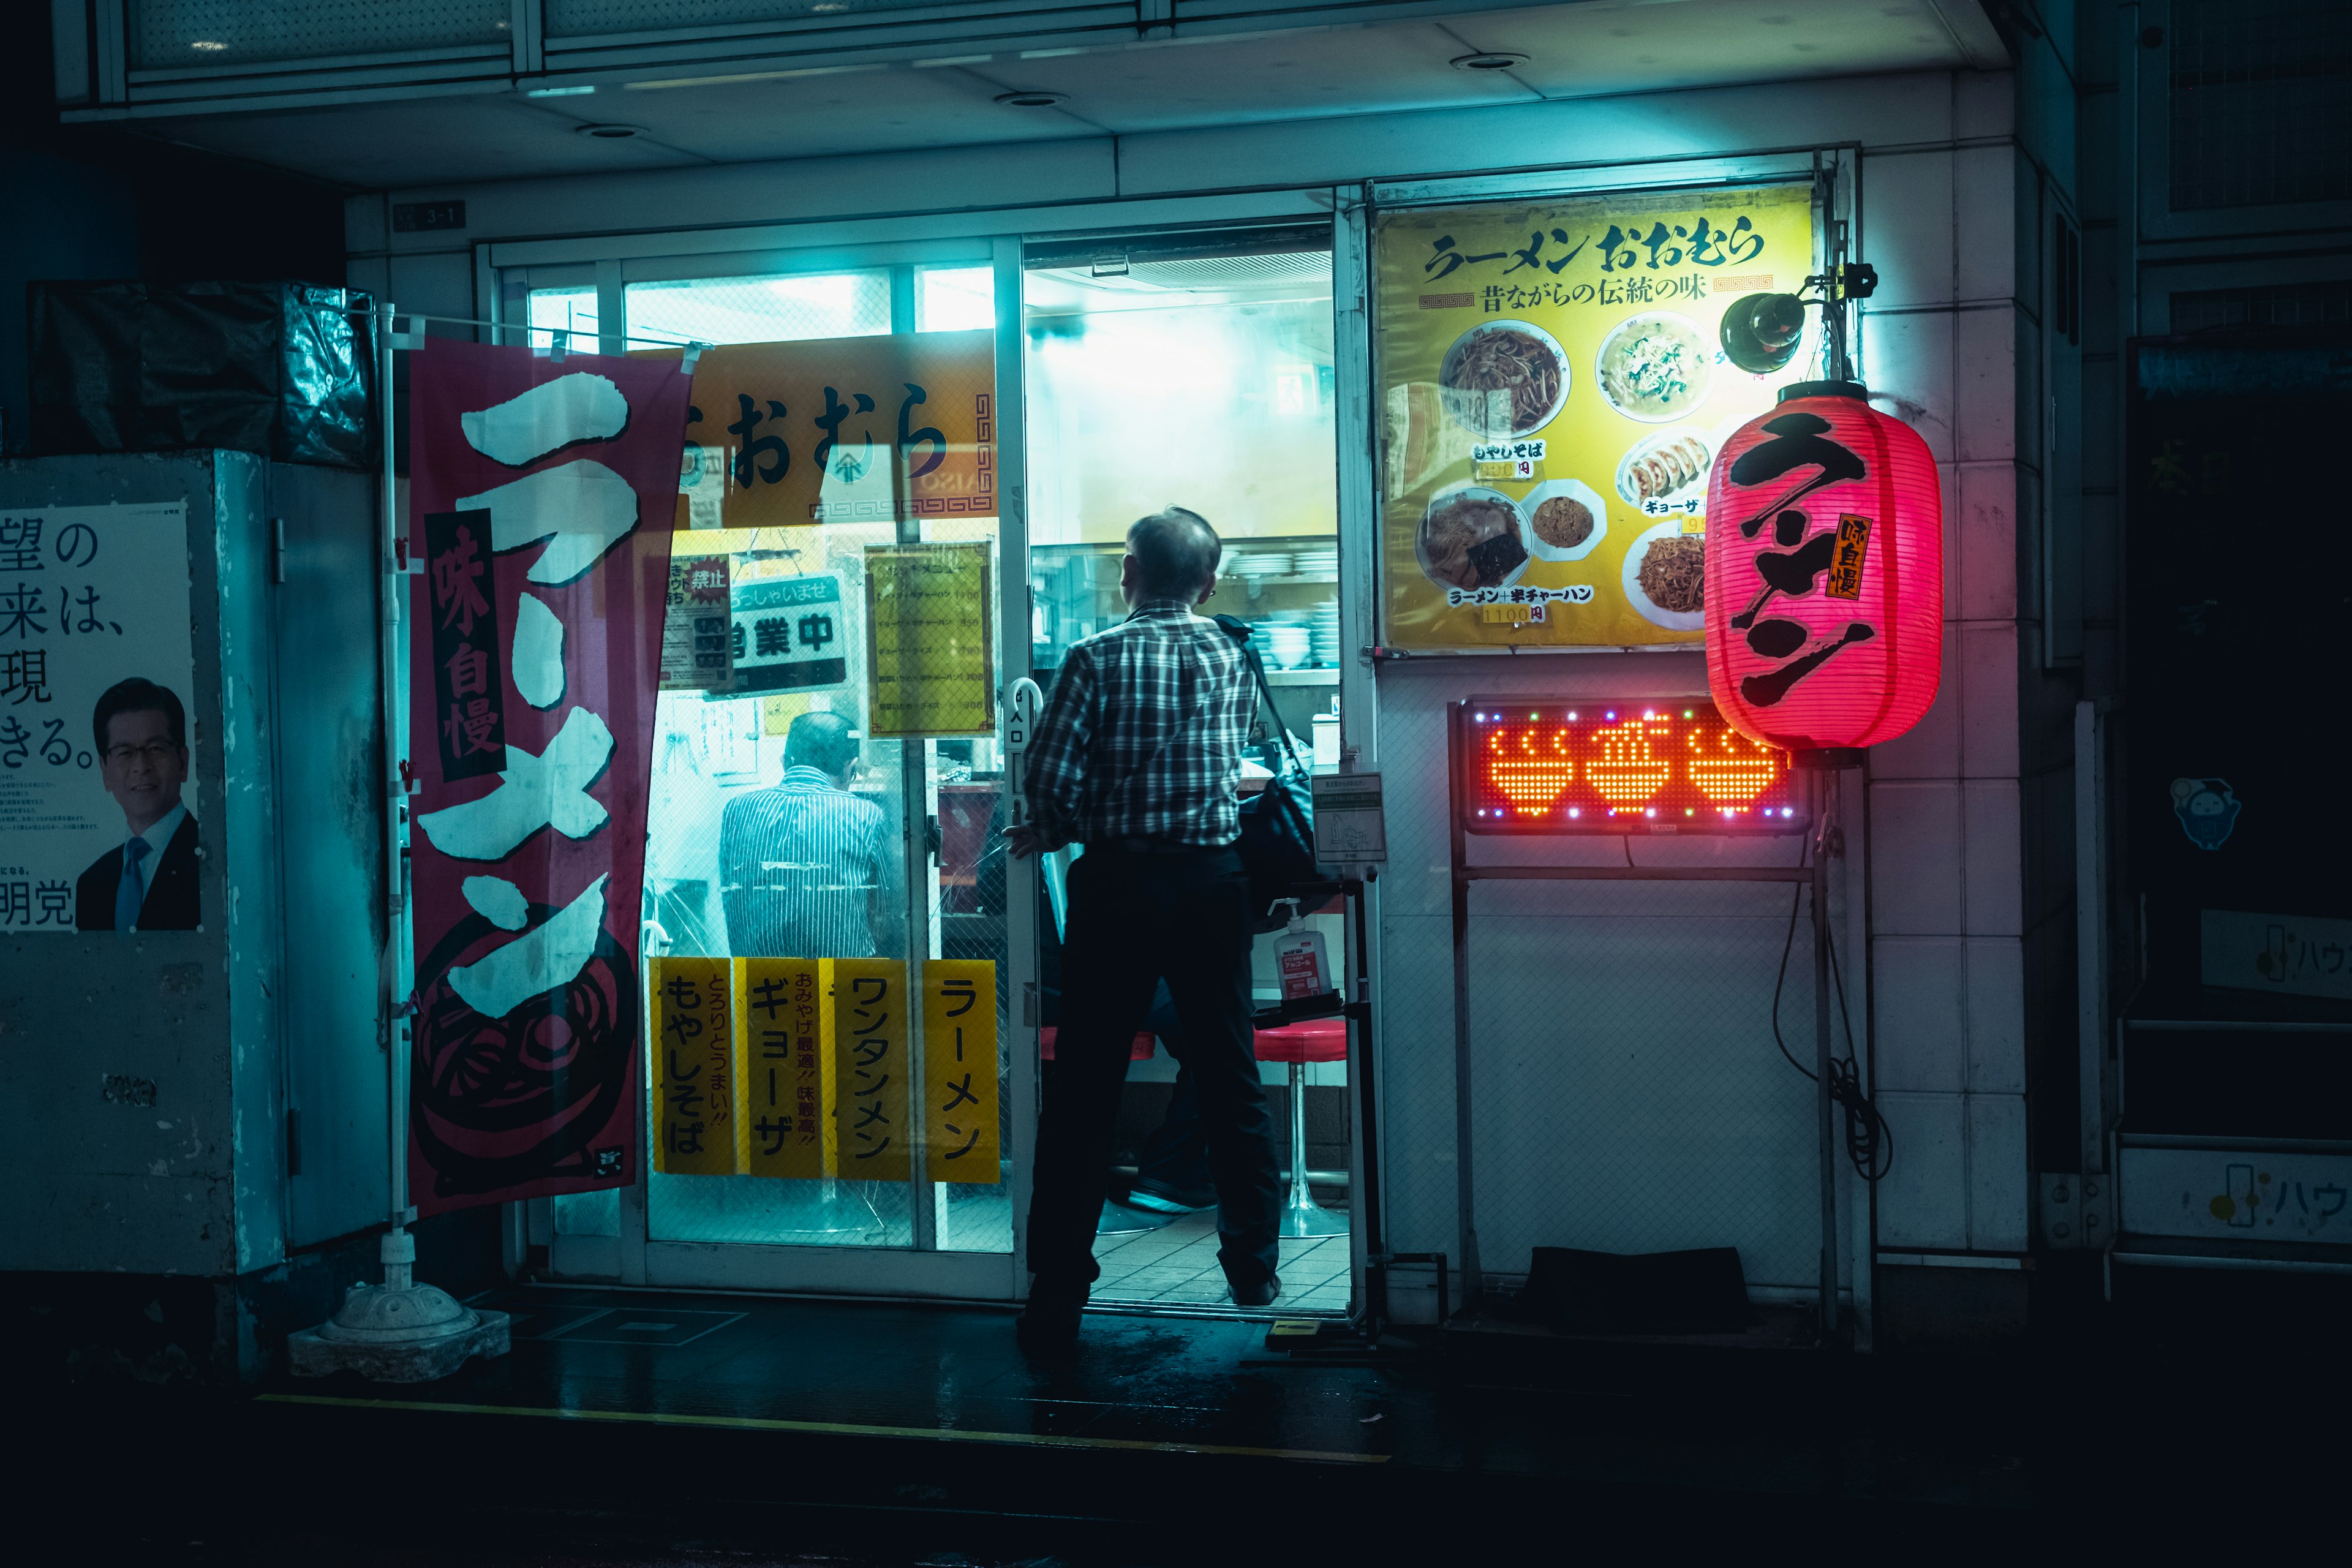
[1769,877,1894,1183]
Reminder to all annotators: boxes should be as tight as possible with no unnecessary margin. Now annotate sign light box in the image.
[1460,699,1806,834]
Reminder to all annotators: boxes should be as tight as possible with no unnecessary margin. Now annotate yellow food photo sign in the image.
[1374,183,1817,649]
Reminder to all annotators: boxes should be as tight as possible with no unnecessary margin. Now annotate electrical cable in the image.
[1768,867,1894,1183]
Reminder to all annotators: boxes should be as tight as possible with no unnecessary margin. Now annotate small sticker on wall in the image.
[2171,777,2242,851]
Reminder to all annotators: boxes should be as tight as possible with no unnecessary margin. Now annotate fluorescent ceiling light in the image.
[526,84,597,97]
[625,62,885,91]
[914,55,993,68]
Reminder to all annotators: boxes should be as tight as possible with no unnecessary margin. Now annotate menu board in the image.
[1374,183,1817,649]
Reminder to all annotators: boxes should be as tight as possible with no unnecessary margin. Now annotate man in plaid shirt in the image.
[1008,508,1283,1350]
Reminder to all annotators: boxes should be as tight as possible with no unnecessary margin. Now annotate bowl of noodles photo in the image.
[1595,311,1714,424]
[1417,485,1531,594]
[1621,519,1707,631]
[1438,319,1571,438]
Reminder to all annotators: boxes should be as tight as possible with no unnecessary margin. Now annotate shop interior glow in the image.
[1460,699,1806,834]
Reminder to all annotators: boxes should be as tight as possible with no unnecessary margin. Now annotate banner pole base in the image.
[287,1226,510,1383]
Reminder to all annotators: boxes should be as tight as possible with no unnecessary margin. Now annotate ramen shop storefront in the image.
[459,86,2030,1344]
[503,216,1366,1310]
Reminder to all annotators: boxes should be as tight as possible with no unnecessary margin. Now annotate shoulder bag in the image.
[1213,614,1322,931]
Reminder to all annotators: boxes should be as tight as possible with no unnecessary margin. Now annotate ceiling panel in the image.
[123,1,1989,189]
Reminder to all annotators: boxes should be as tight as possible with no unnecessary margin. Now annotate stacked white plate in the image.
[1309,600,1341,666]
[1294,548,1340,579]
[1234,552,1292,579]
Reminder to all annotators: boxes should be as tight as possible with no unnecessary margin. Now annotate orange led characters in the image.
[1486,724,1576,817]
[1585,716,1673,814]
[1685,726,1782,807]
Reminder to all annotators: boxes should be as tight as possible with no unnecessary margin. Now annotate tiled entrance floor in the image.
[1090,1205,1351,1312]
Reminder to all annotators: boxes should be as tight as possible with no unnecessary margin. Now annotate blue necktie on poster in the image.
[115,838,149,932]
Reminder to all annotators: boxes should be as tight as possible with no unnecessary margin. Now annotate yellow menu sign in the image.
[736,957,837,1180]
[864,542,994,736]
[832,956,911,1182]
[649,956,737,1176]
[922,960,1000,1185]
[1374,182,1817,649]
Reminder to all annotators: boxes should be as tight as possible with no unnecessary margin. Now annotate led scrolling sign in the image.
[1461,699,1806,834]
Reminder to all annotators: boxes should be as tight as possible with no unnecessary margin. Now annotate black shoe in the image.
[1229,1275,1282,1308]
[1016,1297,1084,1354]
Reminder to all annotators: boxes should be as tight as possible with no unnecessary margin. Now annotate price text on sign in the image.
[737,957,837,1178]
[922,960,1000,1183]
[1460,699,1807,834]
[833,957,910,1181]
[651,956,737,1175]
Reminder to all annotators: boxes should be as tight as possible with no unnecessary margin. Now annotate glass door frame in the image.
[486,187,1382,1310]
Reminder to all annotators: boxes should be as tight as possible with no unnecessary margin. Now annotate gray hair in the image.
[1126,507,1221,600]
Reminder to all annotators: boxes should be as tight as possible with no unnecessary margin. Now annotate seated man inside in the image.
[719,709,903,960]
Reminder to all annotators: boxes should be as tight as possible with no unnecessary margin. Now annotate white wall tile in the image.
[1374,913,1464,1257]
[390,250,476,323]
[1959,621,2019,777]
[1869,620,1961,780]
[1860,307,1956,463]
[1954,461,2018,622]
[1873,938,1966,1092]
[1966,1093,2029,1251]
[1953,304,2018,464]
[1953,143,2018,303]
[1876,1091,1968,1249]
[1961,778,2023,936]
[1953,69,2013,143]
[1963,938,2027,1095]
[1870,780,1964,934]
[1861,149,1954,309]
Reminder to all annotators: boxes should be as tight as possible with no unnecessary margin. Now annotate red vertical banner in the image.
[405,340,692,1215]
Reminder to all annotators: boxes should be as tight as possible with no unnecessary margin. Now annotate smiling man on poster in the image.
[74,676,200,932]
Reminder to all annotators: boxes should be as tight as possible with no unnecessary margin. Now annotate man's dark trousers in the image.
[1027,842,1280,1298]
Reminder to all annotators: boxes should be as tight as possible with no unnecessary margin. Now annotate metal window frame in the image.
[2133,0,2352,244]
[492,184,1373,1311]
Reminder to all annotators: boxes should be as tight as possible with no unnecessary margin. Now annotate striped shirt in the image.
[719,766,899,958]
[1023,599,1255,850]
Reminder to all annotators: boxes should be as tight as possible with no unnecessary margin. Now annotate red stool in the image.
[1254,1017,1349,1238]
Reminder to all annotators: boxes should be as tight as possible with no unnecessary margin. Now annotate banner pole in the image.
[285,300,512,1379]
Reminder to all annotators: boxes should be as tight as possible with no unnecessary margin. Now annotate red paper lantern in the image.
[1703,381,1942,753]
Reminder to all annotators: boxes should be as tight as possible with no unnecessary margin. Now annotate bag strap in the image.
[1213,614,1305,779]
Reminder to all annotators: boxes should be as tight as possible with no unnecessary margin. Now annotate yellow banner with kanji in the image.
[921,960,999,1185]
[1374,182,1817,648]
[649,956,738,1176]
[831,956,910,1182]
[735,957,837,1180]
[644,332,995,530]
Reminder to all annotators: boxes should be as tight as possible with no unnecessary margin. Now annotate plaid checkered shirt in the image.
[1023,599,1256,850]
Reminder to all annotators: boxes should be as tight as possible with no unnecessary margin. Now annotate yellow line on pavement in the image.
[254,1392,1389,1464]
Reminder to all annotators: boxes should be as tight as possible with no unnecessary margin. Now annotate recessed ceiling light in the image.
[995,89,1069,107]
[575,123,647,139]
[1450,51,1529,72]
